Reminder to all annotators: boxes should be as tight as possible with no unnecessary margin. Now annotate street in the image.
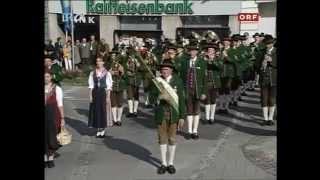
[45,85,276,180]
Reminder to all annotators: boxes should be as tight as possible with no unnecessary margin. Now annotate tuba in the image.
[205,30,220,42]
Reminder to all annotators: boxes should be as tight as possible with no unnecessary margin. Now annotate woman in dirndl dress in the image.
[88,56,113,138]
[45,70,65,168]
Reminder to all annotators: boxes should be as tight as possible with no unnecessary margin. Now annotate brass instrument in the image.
[203,30,220,42]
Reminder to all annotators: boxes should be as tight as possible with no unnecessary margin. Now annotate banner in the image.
[60,0,72,32]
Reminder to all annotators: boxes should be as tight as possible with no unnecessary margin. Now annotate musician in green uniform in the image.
[109,49,126,126]
[179,43,207,140]
[124,47,142,117]
[219,37,236,114]
[258,35,277,126]
[150,59,186,174]
[203,42,223,124]
[138,45,158,108]
[236,35,254,101]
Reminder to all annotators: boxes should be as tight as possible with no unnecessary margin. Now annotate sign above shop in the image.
[238,13,259,22]
[86,0,194,15]
[62,14,96,24]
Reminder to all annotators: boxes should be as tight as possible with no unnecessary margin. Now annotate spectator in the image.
[45,39,56,60]
[45,57,63,86]
[79,38,90,66]
[74,40,81,70]
[89,35,98,65]
[55,37,64,67]
[63,41,72,72]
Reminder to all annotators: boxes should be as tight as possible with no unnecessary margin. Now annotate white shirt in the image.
[45,85,63,107]
[268,47,274,53]
[88,70,113,90]
[189,56,197,67]
[165,75,172,83]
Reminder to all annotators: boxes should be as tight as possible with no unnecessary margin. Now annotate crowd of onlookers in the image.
[44,35,110,72]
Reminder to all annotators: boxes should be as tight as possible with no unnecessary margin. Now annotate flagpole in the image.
[71,1,75,71]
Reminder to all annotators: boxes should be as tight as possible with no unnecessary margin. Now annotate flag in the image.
[60,0,72,33]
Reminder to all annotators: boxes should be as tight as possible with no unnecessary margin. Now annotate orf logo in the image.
[238,13,259,22]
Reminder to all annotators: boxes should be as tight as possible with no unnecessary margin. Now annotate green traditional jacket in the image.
[110,57,127,91]
[205,56,223,88]
[122,52,142,87]
[221,48,236,78]
[227,47,242,77]
[253,43,267,72]
[50,63,63,86]
[150,75,186,125]
[259,47,277,86]
[179,55,207,98]
[172,52,187,76]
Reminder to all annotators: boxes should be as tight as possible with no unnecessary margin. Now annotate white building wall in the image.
[228,16,240,36]
[162,16,182,39]
[239,0,259,42]
[100,16,120,49]
[48,13,66,42]
[258,2,276,37]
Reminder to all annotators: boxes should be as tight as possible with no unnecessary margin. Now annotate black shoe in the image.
[241,92,247,96]
[47,161,55,168]
[146,105,153,109]
[208,120,214,124]
[44,162,48,168]
[261,121,269,126]
[133,112,138,117]
[185,133,192,140]
[233,101,238,106]
[54,152,60,158]
[157,165,167,174]
[267,120,275,126]
[118,122,122,126]
[167,165,176,174]
[126,113,133,118]
[193,133,199,140]
[238,96,243,101]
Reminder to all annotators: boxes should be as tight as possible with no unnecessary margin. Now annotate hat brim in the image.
[263,39,274,44]
[187,46,199,50]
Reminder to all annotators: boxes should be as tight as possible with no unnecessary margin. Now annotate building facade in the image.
[46,0,276,47]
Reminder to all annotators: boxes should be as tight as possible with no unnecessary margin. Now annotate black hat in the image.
[263,35,274,44]
[259,33,265,37]
[232,34,241,41]
[223,37,232,42]
[167,43,177,50]
[204,42,219,50]
[159,58,175,69]
[110,47,119,54]
[253,33,260,38]
[240,35,247,41]
[187,44,199,51]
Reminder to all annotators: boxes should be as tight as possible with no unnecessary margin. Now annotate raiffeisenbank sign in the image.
[86,0,194,15]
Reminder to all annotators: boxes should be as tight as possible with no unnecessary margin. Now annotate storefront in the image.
[46,0,276,47]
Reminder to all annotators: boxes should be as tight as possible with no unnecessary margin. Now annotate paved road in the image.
[45,86,276,180]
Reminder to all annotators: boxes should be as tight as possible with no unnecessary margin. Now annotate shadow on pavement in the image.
[74,108,89,118]
[126,109,157,129]
[214,118,277,136]
[65,117,97,137]
[240,99,261,105]
[233,105,262,117]
[103,136,161,168]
